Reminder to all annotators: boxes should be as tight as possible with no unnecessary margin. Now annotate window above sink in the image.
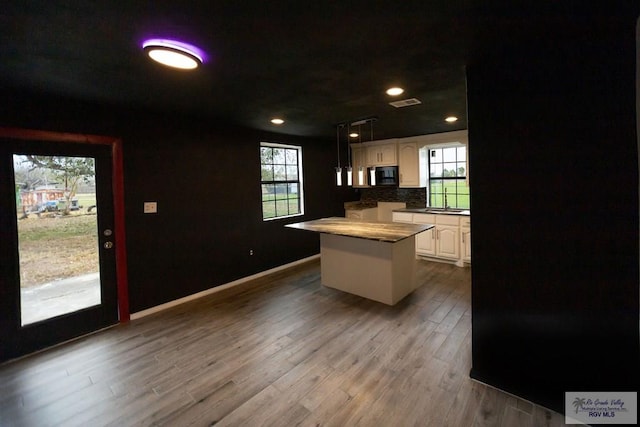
[428,146,469,209]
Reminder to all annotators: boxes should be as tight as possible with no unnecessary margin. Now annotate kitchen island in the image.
[286,217,434,305]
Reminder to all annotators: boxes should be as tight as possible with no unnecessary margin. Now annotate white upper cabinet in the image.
[398,141,427,188]
[366,141,397,166]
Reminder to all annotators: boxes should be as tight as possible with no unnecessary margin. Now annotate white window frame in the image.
[260,142,304,221]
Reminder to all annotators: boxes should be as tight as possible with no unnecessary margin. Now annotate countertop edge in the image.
[393,208,471,216]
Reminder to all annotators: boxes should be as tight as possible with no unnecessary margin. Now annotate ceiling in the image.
[1,2,635,141]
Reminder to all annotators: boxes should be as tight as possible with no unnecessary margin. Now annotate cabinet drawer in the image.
[460,217,470,227]
[392,212,413,223]
[412,213,436,224]
[435,215,460,226]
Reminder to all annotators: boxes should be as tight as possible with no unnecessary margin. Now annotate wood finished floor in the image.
[0,259,566,427]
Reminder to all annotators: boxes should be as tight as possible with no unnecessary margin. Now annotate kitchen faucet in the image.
[444,188,449,210]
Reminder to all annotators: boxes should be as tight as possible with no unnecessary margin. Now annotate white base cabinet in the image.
[433,215,460,261]
[460,216,471,262]
[392,211,470,266]
[436,226,459,260]
[412,213,436,256]
[416,229,436,255]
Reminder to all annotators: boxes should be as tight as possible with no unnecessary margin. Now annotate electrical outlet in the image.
[143,201,157,214]
[249,249,254,256]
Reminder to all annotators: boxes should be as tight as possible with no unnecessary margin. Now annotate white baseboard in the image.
[129,254,320,320]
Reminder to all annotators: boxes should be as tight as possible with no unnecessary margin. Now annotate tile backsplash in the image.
[359,187,427,208]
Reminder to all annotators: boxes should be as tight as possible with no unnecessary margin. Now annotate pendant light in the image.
[357,124,364,186]
[335,124,342,186]
[368,120,376,186]
[346,124,353,186]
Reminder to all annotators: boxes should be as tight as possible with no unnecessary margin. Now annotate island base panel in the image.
[319,234,417,305]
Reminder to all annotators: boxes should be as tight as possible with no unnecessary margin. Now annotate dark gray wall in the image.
[467,7,639,413]
[0,92,358,312]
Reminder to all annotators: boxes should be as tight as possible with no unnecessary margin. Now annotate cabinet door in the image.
[436,226,460,259]
[367,146,381,165]
[379,144,397,165]
[367,143,397,166]
[416,228,436,255]
[398,142,419,187]
[461,227,471,262]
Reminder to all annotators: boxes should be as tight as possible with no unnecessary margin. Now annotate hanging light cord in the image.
[347,125,351,167]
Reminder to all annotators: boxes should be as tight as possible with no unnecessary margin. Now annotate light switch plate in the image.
[143,201,158,214]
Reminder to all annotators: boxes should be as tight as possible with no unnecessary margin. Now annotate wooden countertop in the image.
[285,217,433,243]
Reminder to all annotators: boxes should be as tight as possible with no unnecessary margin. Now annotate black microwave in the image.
[371,166,399,186]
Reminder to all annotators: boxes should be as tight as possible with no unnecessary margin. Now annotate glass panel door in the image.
[0,138,119,362]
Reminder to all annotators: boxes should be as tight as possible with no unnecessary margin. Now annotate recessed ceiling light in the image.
[142,39,204,70]
[349,132,359,138]
[445,116,458,123]
[386,87,404,96]
[271,118,284,125]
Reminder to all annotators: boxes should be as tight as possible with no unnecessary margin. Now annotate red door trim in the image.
[0,127,130,322]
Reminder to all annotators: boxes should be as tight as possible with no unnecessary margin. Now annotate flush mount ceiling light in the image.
[270,118,284,125]
[386,87,404,96]
[445,116,458,123]
[142,39,204,70]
